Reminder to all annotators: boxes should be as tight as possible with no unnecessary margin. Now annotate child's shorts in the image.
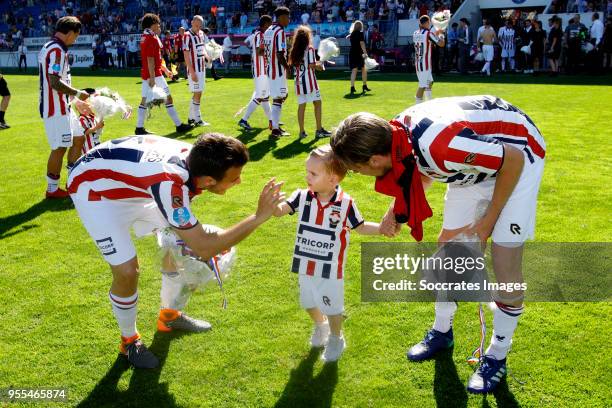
[299,274,344,316]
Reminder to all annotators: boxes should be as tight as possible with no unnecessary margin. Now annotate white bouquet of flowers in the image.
[318,37,340,62]
[204,39,223,68]
[364,57,379,71]
[89,87,132,120]
[431,10,452,32]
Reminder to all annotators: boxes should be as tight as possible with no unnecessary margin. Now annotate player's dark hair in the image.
[593,12,599,19]
[259,15,272,27]
[274,7,290,17]
[331,112,392,165]
[203,27,210,34]
[451,22,458,27]
[289,25,311,67]
[142,13,160,29]
[187,133,249,180]
[419,15,430,25]
[55,16,82,34]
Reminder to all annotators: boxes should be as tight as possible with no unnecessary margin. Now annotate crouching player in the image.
[331,95,545,392]
[68,133,285,368]
[274,145,381,362]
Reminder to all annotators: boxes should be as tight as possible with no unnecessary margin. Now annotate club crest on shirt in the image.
[172,207,191,226]
[329,210,341,228]
[464,153,476,164]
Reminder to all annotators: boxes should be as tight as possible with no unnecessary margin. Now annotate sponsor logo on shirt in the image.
[173,207,191,226]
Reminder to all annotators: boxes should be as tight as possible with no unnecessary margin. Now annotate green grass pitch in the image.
[0,70,611,407]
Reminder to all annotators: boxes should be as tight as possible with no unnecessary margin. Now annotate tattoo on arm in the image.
[49,75,78,96]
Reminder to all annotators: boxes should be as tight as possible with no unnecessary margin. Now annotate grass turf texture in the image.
[0,71,611,407]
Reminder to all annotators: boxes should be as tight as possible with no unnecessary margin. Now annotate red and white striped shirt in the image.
[294,46,319,95]
[183,29,207,73]
[71,112,101,154]
[67,135,202,230]
[38,37,71,118]
[413,28,441,72]
[287,186,364,280]
[248,29,266,78]
[395,95,546,185]
[264,23,287,79]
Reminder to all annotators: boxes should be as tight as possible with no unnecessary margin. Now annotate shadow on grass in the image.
[237,127,267,145]
[342,92,373,99]
[433,347,468,408]
[274,347,338,408]
[0,198,73,239]
[244,137,278,162]
[77,331,189,408]
[272,137,318,160]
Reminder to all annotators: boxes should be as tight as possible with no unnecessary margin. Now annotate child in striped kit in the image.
[288,26,332,140]
[274,145,381,362]
[71,99,105,155]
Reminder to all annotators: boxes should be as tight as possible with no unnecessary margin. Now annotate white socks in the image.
[109,291,138,338]
[432,301,457,333]
[136,104,146,128]
[46,173,59,193]
[415,96,423,104]
[424,89,432,100]
[189,99,201,122]
[242,99,260,121]
[261,98,271,120]
[165,103,182,126]
[482,62,491,75]
[485,302,524,360]
[271,102,282,129]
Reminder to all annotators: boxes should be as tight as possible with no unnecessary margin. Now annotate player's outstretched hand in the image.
[380,207,400,238]
[256,178,285,222]
[148,78,155,88]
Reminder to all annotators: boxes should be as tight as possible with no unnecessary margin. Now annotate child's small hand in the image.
[96,120,105,130]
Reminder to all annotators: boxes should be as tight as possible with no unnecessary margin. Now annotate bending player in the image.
[238,15,273,131]
[331,95,545,393]
[264,7,291,139]
[413,15,445,104]
[135,13,193,135]
[68,133,285,369]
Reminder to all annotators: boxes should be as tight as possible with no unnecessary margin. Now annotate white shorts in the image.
[501,48,515,58]
[141,75,171,98]
[188,70,206,93]
[253,75,270,99]
[482,45,494,62]
[43,113,73,150]
[71,197,168,266]
[299,274,344,316]
[297,89,321,105]
[416,69,433,88]
[442,154,545,245]
[269,75,288,99]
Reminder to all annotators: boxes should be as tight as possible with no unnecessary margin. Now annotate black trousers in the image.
[18,55,26,71]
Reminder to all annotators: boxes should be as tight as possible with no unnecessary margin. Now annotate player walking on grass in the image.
[135,13,193,136]
[413,15,445,104]
[478,19,496,77]
[68,133,285,369]
[331,95,545,393]
[274,145,381,362]
[264,7,291,140]
[238,15,273,131]
[38,16,90,199]
[288,25,332,140]
[184,15,211,127]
